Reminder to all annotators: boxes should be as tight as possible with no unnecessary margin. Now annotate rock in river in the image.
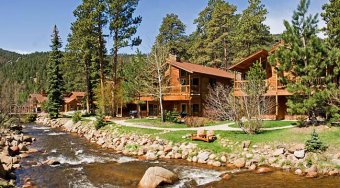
[138,167,178,188]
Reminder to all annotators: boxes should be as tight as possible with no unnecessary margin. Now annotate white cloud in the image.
[9,49,33,54]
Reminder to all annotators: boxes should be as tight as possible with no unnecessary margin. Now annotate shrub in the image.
[165,108,180,123]
[72,111,82,123]
[185,117,211,127]
[296,116,307,127]
[23,113,37,123]
[95,113,106,130]
[305,129,327,152]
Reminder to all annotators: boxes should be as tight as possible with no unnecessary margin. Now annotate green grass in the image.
[95,119,340,154]
[229,120,296,128]
[125,118,232,128]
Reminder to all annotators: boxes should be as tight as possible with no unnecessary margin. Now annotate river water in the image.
[15,124,340,187]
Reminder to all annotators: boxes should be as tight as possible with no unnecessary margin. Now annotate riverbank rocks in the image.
[43,159,60,166]
[273,148,285,157]
[256,167,272,174]
[138,167,178,188]
[294,150,305,159]
[294,169,303,175]
[197,152,210,163]
[35,116,340,180]
[242,140,251,149]
[234,158,246,168]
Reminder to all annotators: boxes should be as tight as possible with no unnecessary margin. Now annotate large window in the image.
[209,78,217,87]
[180,69,187,77]
[191,78,199,86]
[191,104,200,115]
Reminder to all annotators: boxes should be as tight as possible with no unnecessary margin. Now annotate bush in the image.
[305,129,327,152]
[296,116,307,127]
[22,113,37,123]
[95,113,106,130]
[72,111,82,123]
[185,117,211,127]
[165,109,180,123]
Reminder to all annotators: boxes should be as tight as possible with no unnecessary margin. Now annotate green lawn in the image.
[125,118,231,128]
[229,120,296,128]
[102,122,340,153]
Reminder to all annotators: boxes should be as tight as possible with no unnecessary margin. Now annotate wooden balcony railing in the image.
[234,80,287,91]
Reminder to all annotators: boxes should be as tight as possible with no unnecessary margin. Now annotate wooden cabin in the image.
[131,55,234,117]
[26,93,48,113]
[228,47,292,120]
[63,92,86,112]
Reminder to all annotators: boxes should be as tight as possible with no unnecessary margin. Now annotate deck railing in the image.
[234,79,287,91]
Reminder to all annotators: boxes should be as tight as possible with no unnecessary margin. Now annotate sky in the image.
[0,0,328,54]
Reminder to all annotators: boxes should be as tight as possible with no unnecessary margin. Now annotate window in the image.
[192,104,200,115]
[181,103,187,113]
[180,69,187,77]
[180,78,187,85]
[209,78,217,87]
[191,78,199,86]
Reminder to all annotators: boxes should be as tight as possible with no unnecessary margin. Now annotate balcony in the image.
[139,85,200,101]
[234,79,290,96]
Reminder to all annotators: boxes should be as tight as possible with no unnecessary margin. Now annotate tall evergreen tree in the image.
[231,0,272,63]
[107,0,142,116]
[47,25,64,118]
[270,0,330,122]
[188,0,238,68]
[66,0,107,114]
[155,13,188,58]
[321,0,340,122]
[206,0,237,68]
[321,0,340,48]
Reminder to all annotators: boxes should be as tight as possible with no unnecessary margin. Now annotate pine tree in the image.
[66,0,108,114]
[107,0,142,116]
[305,129,327,152]
[321,0,340,122]
[270,0,330,122]
[155,13,187,58]
[189,0,237,67]
[206,0,237,68]
[47,25,64,119]
[321,0,340,48]
[231,0,272,63]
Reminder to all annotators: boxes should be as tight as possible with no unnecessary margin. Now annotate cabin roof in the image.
[228,49,269,72]
[167,60,234,79]
[64,92,85,103]
[29,93,47,103]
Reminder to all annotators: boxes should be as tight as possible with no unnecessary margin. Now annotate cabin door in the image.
[148,104,158,116]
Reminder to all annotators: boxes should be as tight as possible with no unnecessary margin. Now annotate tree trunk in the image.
[156,60,164,122]
[112,33,119,117]
[98,16,105,114]
[137,103,141,118]
[84,56,92,114]
[223,38,228,70]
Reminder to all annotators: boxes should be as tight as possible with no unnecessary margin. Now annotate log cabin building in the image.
[129,55,234,117]
[228,48,292,120]
[23,92,85,113]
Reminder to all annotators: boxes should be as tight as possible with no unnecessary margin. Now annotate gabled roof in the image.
[64,92,85,103]
[167,59,234,79]
[29,94,47,103]
[228,49,269,72]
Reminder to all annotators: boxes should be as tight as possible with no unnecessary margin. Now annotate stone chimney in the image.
[169,54,181,62]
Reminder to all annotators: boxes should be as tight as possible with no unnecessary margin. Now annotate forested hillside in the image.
[0,49,49,104]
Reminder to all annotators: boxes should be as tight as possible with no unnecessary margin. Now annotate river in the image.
[15,124,340,187]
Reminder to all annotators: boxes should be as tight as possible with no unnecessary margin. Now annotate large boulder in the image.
[234,158,246,168]
[197,152,210,163]
[294,150,305,159]
[256,167,272,174]
[272,148,285,157]
[138,167,178,188]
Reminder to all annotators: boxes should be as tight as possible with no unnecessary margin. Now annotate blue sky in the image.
[0,0,327,54]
